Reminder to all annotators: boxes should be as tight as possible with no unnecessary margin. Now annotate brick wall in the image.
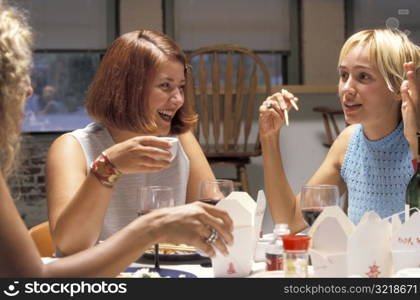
[7,133,60,228]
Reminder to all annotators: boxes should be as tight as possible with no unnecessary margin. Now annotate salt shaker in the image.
[282,234,311,277]
[265,223,290,271]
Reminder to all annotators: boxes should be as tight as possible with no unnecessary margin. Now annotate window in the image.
[16,0,116,132]
[23,52,101,132]
[348,0,420,45]
[169,0,291,85]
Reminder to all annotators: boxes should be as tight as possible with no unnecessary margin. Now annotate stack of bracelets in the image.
[90,151,122,187]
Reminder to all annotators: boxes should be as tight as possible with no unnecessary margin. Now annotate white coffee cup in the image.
[159,137,178,161]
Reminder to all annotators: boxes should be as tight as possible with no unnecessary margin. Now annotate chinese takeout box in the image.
[308,206,354,277]
[347,212,393,277]
[211,191,265,277]
[391,211,420,272]
[309,208,396,277]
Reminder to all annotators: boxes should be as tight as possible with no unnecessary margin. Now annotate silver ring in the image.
[265,101,273,109]
[205,228,218,244]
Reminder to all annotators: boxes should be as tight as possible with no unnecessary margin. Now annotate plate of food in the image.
[142,243,202,261]
[119,267,197,278]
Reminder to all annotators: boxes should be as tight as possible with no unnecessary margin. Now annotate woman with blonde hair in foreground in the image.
[0,0,233,277]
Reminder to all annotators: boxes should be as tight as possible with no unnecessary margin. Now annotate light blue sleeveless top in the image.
[341,122,413,224]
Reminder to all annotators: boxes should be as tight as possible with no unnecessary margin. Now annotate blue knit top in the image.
[340,122,413,224]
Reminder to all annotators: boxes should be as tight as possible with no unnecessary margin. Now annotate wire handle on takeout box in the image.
[382,206,419,222]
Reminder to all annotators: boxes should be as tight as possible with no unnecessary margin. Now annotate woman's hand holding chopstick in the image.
[259,89,299,138]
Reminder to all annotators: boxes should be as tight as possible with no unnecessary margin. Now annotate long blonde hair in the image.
[0,0,33,176]
[338,29,420,94]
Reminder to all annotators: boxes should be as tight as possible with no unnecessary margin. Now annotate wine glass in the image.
[196,179,234,262]
[300,184,340,226]
[137,185,174,270]
[198,179,234,205]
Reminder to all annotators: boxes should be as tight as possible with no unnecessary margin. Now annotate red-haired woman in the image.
[0,1,232,277]
[47,30,227,256]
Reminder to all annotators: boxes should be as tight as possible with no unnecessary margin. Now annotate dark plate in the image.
[123,267,196,278]
[142,252,202,262]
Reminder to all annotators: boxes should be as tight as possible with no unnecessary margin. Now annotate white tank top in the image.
[66,122,190,241]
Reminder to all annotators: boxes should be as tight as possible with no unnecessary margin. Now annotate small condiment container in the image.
[282,235,311,278]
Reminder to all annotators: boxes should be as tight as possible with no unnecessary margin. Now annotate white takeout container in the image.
[309,209,353,277]
[391,211,420,272]
[309,208,420,277]
[310,249,347,277]
[211,191,266,277]
[347,212,393,277]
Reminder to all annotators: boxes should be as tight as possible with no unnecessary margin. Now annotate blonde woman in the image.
[0,0,232,277]
[260,29,419,233]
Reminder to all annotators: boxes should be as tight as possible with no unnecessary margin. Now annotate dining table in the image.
[123,254,268,278]
[41,255,268,278]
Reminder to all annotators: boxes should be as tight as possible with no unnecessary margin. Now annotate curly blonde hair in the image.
[0,0,33,176]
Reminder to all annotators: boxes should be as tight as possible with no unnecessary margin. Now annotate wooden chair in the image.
[186,45,272,192]
[312,106,345,148]
[28,221,55,257]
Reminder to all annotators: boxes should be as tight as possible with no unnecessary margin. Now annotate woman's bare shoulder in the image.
[328,124,359,165]
[48,133,83,157]
[334,124,358,147]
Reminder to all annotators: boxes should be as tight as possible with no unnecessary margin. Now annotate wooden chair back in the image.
[313,106,346,147]
[186,45,271,158]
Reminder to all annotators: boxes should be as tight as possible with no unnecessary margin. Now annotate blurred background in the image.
[10,0,420,234]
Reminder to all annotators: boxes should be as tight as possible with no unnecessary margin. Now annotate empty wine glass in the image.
[137,185,174,270]
[198,179,234,205]
[300,184,340,226]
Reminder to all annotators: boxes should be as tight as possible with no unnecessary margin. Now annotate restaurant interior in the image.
[11,0,419,238]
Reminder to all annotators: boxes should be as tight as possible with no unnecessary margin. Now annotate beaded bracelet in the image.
[90,151,122,187]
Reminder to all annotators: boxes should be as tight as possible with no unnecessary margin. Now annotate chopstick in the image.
[265,90,298,127]
[279,89,298,127]
[281,89,299,112]
[290,99,299,111]
[284,109,289,127]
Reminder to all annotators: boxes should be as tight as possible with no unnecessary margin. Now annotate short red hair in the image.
[86,30,197,134]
